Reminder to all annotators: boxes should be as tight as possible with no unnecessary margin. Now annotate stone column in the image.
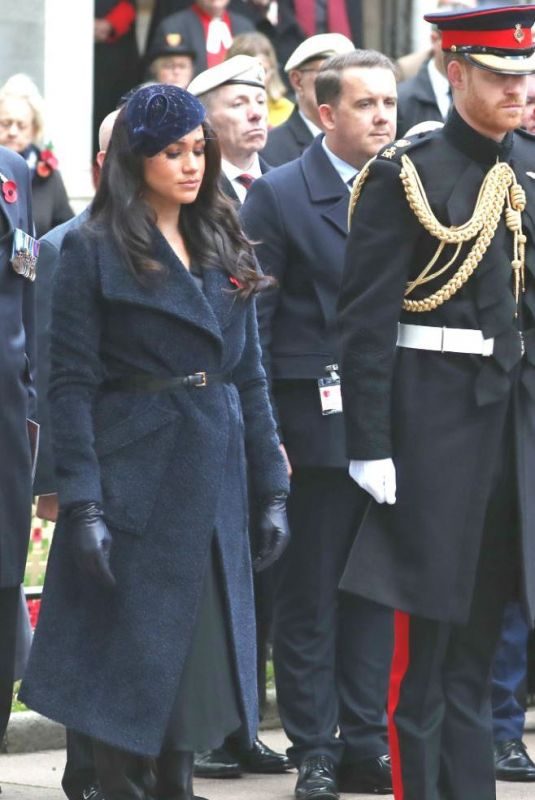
[0,0,94,212]
[43,0,94,210]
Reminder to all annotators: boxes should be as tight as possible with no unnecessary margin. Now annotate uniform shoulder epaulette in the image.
[376,133,432,164]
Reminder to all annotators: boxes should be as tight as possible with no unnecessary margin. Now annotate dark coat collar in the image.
[443,107,513,166]
[286,107,315,148]
[301,135,349,236]
[409,60,437,104]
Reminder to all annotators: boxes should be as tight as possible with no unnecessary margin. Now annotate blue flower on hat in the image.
[126,83,206,157]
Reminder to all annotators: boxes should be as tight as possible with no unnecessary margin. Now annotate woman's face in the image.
[0,96,35,153]
[142,126,206,211]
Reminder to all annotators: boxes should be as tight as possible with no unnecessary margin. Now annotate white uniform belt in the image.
[397,323,494,356]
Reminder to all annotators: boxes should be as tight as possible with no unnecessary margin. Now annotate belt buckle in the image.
[193,371,207,387]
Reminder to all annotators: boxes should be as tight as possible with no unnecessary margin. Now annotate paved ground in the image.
[3,728,535,799]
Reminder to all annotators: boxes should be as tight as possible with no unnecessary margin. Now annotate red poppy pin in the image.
[36,147,58,179]
[0,172,17,204]
[229,275,243,289]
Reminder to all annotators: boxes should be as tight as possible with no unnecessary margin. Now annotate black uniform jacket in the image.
[0,147,35,587]
[261,106,314,167]
[338,109,535,624]
[396,60,444,138]
[241,135,351,467]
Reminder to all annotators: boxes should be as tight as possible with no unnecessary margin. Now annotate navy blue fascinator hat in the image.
[125,83,206,157]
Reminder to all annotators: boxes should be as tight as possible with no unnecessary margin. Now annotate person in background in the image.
[242,48,397,800]
[34,115,120,800]
[145,37,197,88]
[152,0,255,78]
[285,0,361,46]
[489,68,535,786]
[261,33,353,166]
[93,0,139,158]
[0,145,35,793]
[188,56,291,780]
[20,82,290,800]
[227,31,294,127]
[0,74,73,238]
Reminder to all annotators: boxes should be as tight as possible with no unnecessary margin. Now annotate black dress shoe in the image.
[193,747,242,779]
[294,755,339,800]
[495,739,535,782]
[227,737,292,774]
[338,754,392,794]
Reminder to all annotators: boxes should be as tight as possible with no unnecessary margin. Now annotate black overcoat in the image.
[0,147,35,588]
[20,224,289,756]
[338,110,535,625]
[396,59,444,138]
[260,106,314,167]
[241,135,351,467]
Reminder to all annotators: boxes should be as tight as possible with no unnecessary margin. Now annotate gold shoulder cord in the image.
[347,153,527,314]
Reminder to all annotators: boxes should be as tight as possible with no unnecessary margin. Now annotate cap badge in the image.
[514,24,525,43]
[166,33,182,46]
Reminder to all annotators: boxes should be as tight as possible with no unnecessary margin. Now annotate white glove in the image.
[349,458,396,505]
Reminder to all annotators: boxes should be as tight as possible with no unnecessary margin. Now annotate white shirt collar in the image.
[298,109,323,138]
[427,58,451,121]
[321,137,358,189]
[221,155,262,204]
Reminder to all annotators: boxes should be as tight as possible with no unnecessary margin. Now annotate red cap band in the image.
[442,26,533,51]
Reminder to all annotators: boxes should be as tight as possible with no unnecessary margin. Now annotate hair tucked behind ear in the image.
[90,110,270,297]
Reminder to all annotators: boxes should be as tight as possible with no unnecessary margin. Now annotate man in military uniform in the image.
[337,5,535,799]
[0,145,35,749]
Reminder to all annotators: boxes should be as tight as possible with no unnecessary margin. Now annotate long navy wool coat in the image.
[20,224,289,756]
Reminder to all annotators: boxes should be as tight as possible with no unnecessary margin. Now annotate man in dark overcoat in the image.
[242,49,398,800]
[337,6,535,800]
[0,146,35,747]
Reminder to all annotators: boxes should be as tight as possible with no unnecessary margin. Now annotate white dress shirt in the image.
[221,155,263,204]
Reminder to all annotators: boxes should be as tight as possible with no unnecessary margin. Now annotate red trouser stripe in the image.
[388,610,411,800]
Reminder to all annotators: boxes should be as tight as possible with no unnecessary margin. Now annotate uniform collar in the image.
[443,106,514,165]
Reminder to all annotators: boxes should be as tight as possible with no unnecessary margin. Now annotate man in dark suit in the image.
[241,49,398,800]
[189,54,271,202]
[151,0,254,78]
[0,146,35,759]
[286,0,361,46]
[188,55,291,780]
[337,6,535,799]
[261,32,353,166]
[396,4,462,137]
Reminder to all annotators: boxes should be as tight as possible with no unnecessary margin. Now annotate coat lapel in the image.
[302,137,350,237]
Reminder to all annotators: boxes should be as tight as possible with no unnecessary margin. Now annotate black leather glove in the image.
[67,502,116,588]
[253,493,290,572]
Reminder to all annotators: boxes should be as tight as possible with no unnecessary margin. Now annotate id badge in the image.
[318,364,343,415]
[11,228,39,281]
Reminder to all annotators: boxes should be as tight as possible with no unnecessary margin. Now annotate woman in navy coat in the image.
[21,84,289,800]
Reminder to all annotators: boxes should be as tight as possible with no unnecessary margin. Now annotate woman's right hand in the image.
[67,502,116,588]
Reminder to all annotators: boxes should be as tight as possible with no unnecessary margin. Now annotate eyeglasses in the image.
[298,67,321,74]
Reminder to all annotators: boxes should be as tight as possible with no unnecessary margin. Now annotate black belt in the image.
[104,371,231,393]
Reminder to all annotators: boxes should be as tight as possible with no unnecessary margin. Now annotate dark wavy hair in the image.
[90,107,268,297]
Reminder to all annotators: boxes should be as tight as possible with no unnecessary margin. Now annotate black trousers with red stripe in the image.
[388,421,520,800]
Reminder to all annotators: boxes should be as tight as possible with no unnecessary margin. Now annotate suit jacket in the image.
[338,109,535,624]
[21,222,288,754]
[0,147,35,587]
[219,156,270,205]
[34,209,89,496]
[281,0,362,46]
[261,107,314,167]
[241,135,351,467]
[396,60,445,138]
[153,7,254,76]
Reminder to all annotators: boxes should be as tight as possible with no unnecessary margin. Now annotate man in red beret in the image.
[337,4,535,799]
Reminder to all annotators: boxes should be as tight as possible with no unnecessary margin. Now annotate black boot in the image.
[92,739,155,800]
[156,750,209,800]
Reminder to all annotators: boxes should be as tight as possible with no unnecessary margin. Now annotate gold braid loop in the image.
[347,157,374,230]
[399,155,523,313]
